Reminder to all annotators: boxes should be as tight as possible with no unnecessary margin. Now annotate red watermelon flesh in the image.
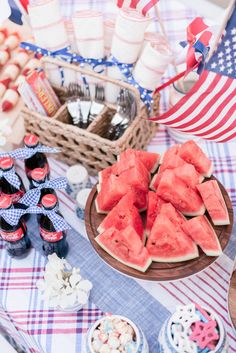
[179,140,213,177]
[112,157,150,186]
[96,226,152,272]
[157,169,205,216]
[159,203,186,228]
[97,193,144,240]
[96,174,129,213]
[160,145,180,164]
[196,180,229,225]
[174,163,203,189]
[183,215,222,256]
[96,174,147,213]
[118,149,160,173]
[145,191,166,236]
[146,214,199,262]
[150,155,185,191]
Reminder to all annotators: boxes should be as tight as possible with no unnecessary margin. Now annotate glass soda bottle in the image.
[24,134,50,185]
[0,195,31,258]
[31,168,57,203]
[40,194,68,258]
[0,157,26,204]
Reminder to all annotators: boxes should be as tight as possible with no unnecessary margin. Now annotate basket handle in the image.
[41,57,142,115]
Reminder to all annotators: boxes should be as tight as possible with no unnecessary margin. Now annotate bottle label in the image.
[40,227,63,242]
[1,190,24,203]
[0,228,24,242]
[26,162,49,178]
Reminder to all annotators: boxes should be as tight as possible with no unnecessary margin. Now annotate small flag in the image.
[117,0,159,16]
[151,8,236,143]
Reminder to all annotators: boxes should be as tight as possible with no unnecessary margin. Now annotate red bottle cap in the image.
[0,157,14,170]
[24,134,39,147]
[42,194,57,209]
[31,168,47,182]
[0,195,12,209]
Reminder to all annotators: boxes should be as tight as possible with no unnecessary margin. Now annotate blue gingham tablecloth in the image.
[0,1,236,353]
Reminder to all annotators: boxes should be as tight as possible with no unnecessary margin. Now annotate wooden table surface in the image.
[229,270,236,330]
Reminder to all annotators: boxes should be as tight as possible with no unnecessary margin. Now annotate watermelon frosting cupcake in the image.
[86,315,149,353]
[158,303,228,353]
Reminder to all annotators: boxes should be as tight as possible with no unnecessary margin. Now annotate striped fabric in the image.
[0,1,236,353]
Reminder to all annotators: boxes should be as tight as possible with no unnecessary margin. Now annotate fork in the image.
[79,84,92,129]
[88,84,105,124]
[106,89,132,140]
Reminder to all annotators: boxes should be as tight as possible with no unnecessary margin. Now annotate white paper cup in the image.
[66,164,88,197]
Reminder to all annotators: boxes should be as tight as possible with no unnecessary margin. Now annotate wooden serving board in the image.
[85,177,233,281]
[228,269,236,331]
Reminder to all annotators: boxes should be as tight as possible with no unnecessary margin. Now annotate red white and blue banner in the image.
[152,7,236,142]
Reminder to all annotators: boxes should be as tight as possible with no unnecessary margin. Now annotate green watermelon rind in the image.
[95,197,109,215]
[181,204,206,217]
[150,247,199,263]
[95,235,152,273]
[201,217,222,256]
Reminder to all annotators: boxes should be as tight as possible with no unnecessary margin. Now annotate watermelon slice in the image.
[179,140,213,177]
[146,214,199,262]
[196,180,230,225]
[159,203,186,228]
[145,191,166,236]
[118,149,160,173]
[150,155,186,191]
[160,145,180,164]
[97,193,144,241]
[96,226,152,272]
[183,215,222,256]
[157,169,205,216]
[96,174,130,213]
[174,164,204,189]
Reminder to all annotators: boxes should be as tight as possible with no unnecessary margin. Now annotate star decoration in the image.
[227,62,232,67]
[225,48,231,54]
[224,40,230,46]
[189,320,219,349]
[174,331,198,353]
[172,304,200,329]
[228,68,233,74]
[231,28,236,35]
[218,58,224,65]
[226,54,232,61]
[217,52,224,58]
[219,65,225,71]
[232,36,236,42]
[211,62,217,69]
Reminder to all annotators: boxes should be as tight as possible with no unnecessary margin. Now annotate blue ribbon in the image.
[8,144,59,160]
[0,206,39,226]
[21,42,154,110]
[29,206,70,232]
[0,169,21,189]
[193,40,209,75]
[20,177,67,206]
[108,55,154,111]
[20,42,107,70]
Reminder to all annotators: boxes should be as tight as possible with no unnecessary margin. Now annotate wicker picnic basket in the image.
[21,57,159,176]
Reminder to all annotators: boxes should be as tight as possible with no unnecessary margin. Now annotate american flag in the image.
[117,0,159,16]
[152,6,236,142]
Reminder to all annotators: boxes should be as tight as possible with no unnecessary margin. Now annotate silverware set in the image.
[66,82,137,140]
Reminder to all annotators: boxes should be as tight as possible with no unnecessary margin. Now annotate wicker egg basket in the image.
[21,57,159,176]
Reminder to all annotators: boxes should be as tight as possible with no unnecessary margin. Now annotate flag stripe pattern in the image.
[152,6,236,142]
[117,0,159,16]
